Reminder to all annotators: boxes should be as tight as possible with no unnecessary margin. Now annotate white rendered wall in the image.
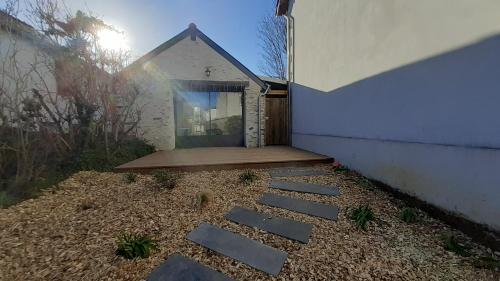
[288,0,500,230]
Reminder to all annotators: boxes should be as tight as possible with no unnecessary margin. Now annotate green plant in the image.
[152,170,178,189]
[239,170,258,185]
[194,189,214,210]
[400,207,418,223]
[332,161,349,173]
[77,139,155,172]
[0,191,13,208]
[115,233,156,259]
[442,235,470,257]
[123,172,137,184]
[351,205,375,230]
[473,256,500,270]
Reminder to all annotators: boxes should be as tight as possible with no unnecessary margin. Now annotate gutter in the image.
[257,84,271,147]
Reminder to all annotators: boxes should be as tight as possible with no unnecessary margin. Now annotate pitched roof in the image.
[0,10,62,56]
[125,23,265,89]
[0,10,36,37]
[259,76,287,90]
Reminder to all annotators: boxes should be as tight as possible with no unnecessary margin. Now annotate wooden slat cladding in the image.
[265,96,289,145]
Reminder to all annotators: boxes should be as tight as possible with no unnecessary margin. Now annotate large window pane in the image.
[175,91,243,147]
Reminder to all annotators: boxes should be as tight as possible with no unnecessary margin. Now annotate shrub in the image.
[351,205,375,230]
[152,170,178,189]
[123,172,137,184]
[193,189,214,210]
[239,170,258,185]
[116,233,156,259]
[77,138,155,172]
[442,234,470,257]
[400,207,418,223]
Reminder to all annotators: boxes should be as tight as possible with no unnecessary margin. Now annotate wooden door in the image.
[265,96,289,145]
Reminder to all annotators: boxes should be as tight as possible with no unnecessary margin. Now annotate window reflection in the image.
[175,91,243,147]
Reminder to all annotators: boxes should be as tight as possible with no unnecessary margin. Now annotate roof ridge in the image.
[124,23,265,89]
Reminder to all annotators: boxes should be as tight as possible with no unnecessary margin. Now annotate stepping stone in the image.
[269,167,329,178]
[225,207,313,243]
[258,193,339,221]
[270,180,340,196]
[187,223,287,276]
[146,254,234,281]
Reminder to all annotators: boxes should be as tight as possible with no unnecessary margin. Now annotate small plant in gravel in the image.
[351,205,375,230]
[473,256,500,270]
[400,207,418,223]
[78,200,96,211]
[442,234,470,257]
[152,170,178,189]
[193,189,214,210]
[356,177,375,191]
[239,170,258,185]
[332,161,349,173]
[115,233,156,259]
[123,172,137,184]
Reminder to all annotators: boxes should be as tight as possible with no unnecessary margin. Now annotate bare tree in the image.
[28,0,144,158]
[0,0,56,193]
[257,13,287,80]
[0,0,147,204]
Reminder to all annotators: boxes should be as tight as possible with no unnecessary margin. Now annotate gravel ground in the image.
[0,165,499,280]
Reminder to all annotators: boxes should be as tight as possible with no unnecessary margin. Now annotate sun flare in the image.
[97,28,129,52]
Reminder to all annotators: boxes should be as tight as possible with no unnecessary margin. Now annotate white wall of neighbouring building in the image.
[286,0,500,231]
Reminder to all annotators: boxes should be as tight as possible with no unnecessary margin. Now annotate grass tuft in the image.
[442,234,470,257]
[123,172,137,184]
[239,170,258,185]
[193,189,214,210]
[152,170,178,189]
[351,205,375,230]
[400,207,418,223]
[116,233,156,259]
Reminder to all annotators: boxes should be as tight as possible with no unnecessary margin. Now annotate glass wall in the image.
[174,91,243,148]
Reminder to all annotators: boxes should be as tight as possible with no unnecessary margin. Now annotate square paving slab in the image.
[146,254,234,281]
[269,167,329,178]
[187,223,287,276]
[225,207,313,243]
[270,180,340,196]
[258,193,339,221]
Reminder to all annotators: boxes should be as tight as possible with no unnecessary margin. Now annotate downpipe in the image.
[257,84,271,147]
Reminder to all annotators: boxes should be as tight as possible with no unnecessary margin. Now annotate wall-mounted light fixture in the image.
[205,67,211,78]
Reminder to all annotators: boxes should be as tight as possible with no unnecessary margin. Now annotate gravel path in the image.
[0,166,498,280]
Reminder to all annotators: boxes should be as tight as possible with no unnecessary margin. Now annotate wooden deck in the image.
[114,146,332,172]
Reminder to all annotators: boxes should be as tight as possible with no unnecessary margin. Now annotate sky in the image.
[17,0,276,75]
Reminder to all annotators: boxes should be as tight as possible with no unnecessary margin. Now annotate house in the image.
[0,11,57,106]
[276,0,500,232]
[125,23,288,150]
